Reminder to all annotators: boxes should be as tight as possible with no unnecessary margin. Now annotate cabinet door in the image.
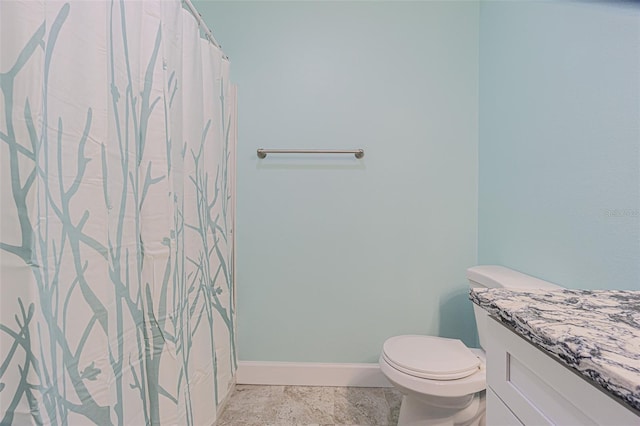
[487,387,523,426]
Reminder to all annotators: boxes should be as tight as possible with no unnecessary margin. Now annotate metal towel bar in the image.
[257,149,364,159]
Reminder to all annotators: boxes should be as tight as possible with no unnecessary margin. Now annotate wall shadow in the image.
[439,288,479,349]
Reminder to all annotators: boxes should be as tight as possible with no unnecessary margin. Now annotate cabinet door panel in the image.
[487,387,524,426]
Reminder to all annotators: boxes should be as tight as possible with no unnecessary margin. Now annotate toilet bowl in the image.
[379,265,562,426]
[380,335,486,426]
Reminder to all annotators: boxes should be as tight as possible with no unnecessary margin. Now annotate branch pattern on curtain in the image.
[0,1,237,424]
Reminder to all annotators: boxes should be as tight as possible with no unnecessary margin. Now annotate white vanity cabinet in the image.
[485,318,640,426]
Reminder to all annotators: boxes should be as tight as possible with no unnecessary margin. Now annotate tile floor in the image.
[216,385,403,426]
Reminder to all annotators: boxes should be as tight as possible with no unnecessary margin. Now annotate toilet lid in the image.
[382,335,480,380]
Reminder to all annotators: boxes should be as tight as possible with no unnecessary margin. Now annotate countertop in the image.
[469,288,640,412]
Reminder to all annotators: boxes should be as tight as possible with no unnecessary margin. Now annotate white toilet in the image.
[379,265,561,426]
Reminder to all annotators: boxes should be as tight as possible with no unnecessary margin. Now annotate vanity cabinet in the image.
[485,318,640,426]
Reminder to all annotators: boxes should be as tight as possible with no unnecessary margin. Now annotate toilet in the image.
[379,265,561,426]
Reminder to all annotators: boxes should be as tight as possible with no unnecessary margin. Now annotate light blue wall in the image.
[195,1,479,362]
[479,1,640,290]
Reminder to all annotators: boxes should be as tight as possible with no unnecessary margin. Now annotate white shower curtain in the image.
[0,1,237,424]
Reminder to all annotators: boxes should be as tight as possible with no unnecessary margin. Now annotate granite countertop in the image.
[469,288,640,412]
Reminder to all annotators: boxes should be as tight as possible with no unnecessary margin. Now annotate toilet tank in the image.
[467,265,561,350]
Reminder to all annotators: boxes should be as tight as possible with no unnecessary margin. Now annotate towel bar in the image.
[257,149,364,159]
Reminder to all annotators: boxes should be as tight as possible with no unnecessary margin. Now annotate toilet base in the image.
[397,391,486,426]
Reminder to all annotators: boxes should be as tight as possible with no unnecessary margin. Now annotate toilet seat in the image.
[379,337,486,398]
[382,335,480,380]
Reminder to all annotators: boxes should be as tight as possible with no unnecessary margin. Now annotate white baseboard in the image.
[236,361,392,388]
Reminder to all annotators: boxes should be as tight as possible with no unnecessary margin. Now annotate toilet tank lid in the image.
[466,265,561,289]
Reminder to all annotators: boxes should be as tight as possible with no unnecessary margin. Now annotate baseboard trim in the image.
[236,361,392,388]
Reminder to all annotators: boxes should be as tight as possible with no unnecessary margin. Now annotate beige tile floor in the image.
[216,385,403,426]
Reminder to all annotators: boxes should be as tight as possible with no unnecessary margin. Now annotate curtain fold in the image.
[0,1,236,424]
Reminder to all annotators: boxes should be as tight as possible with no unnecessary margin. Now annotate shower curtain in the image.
[0,1,236,425]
